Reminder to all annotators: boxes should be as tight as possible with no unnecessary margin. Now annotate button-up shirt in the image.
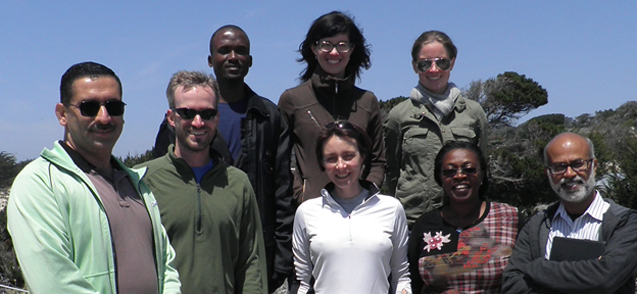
[545,191,609,259]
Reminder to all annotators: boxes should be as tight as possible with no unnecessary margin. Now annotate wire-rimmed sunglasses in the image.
[173,108,218,120]
[416,58,452,72]
[65,100,126,117]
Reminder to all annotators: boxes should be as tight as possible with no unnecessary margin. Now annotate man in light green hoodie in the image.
[7,61,181,294]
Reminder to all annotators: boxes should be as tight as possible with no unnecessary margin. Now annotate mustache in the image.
[560,175,584,186]
[90,123,116,132]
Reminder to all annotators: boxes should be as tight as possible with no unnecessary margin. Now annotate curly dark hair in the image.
[298,11,371,82]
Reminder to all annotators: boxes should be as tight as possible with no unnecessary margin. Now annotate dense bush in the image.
[0,153,18,189]
[119,149,154,168]
[0,208,24,290]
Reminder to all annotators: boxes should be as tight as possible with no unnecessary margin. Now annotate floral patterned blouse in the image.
[408,201,522,293]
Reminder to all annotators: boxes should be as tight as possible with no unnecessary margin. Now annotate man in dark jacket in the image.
[153,25,294,293]
[502,132,637,294]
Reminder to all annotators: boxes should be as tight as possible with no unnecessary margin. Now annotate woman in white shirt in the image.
[292,120,411,294]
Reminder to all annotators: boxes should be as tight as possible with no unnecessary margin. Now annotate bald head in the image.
[544,132,595,166]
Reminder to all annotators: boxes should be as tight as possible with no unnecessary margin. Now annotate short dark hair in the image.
[209,24,250,55]
[315,120,372,176]
[166,71,219,109]
[411,30,458,62]
[434,141,489,199]
[298,11,371,82]
[60,61,122,104]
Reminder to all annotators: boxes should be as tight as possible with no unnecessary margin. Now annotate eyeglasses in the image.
[547,158,594,175]
[315,40,352,53]
[441,167,479,178]
[173,108,218,120]
[416,58,452,72]
[65,100,126,117]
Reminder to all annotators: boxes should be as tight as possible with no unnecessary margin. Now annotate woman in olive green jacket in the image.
[384,31,488,228]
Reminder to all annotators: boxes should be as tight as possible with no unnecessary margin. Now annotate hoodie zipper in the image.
[196,183,202,234]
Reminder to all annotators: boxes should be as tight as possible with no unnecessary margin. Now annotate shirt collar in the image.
[59,140,120,173]
[553,191,605,222]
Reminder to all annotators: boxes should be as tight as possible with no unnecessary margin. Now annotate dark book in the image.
[550,237,605,261]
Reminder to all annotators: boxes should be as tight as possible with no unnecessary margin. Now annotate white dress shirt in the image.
[545,191,609,259]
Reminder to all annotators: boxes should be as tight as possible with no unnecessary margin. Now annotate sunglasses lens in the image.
[436,58,451,70]
[442,169,457,177]
[463,167,477,175]
[417,60,433,72]
[104,101,125,116]
[175,108,196,119]
[79,101,101,116]
[199,109,218,120]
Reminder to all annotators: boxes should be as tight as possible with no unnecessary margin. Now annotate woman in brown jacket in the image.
[278,11,386,204]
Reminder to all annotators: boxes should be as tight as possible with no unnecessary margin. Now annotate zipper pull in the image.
[306,110,322,129]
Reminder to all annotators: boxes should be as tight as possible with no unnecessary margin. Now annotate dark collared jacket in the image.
[153,84,294,292]
[502,197,637,294]
[278,68,387,204]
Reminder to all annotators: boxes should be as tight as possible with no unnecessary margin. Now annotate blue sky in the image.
[1,1,636,161]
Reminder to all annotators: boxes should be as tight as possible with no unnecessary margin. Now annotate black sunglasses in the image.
[66,100,126,117]
[441,167,478,178]
[416,58,452,72]
[174,108,218,120]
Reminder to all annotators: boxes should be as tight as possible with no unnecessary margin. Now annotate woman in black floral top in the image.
[408,141,524,293]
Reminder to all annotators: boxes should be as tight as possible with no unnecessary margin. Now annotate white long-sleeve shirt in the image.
[293,187,412,294]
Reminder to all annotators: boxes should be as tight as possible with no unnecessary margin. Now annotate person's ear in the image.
[311,45,319,58]
[166,109,176,128]
[55,103,68,127]
[479,169,485,184]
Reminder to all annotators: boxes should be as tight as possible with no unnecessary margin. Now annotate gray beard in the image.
[549,169,596,203]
